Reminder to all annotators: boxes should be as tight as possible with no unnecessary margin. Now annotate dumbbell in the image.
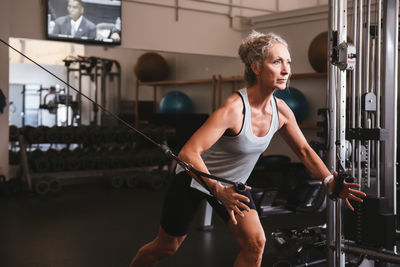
[108,175,124,189]
[126,173,140,188]
[34,176,62,195]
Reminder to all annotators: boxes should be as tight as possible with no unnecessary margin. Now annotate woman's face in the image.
[258,42,291,90]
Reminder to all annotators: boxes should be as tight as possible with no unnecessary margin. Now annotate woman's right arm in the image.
[177,94,251,224]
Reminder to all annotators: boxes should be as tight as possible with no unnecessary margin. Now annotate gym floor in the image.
[0,180,326,267]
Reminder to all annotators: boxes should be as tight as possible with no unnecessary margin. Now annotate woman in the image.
[130,31,365,267]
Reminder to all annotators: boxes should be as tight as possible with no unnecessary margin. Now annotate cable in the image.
[0,38,245,194]
[1,38,159,148]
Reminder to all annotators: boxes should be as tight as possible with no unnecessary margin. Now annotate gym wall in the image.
[85,45,243,114]
[0,0,10,178]
[8,0,244,57]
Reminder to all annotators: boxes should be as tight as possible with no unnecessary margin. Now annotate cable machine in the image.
[63,56,121,126]
[328,0,399,265]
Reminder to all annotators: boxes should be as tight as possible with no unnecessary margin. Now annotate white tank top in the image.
[177,88,280,195]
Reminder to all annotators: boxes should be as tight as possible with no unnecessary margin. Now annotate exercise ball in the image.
[134,52,169,82]
[274,87,309,124]
[308,31,328,73]
[159,91,193,114]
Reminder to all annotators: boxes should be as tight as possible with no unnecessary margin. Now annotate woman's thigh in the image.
[160,171,205,236]
[227,210,265,248]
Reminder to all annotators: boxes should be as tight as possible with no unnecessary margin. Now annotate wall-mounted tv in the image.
[47,0,121,45]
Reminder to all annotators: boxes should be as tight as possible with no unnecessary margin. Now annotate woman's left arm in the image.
[277,100,366,210]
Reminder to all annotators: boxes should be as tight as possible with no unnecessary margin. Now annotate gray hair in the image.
[238,30,289,86]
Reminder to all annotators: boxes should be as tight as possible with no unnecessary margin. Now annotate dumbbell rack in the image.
[19,141,167,195]
[12,125,170,195]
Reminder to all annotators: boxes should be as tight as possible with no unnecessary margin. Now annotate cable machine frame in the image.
[328,0,399,265]
[64,56,121,126]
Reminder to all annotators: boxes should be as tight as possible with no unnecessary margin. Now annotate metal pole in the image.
[335,1,347,265]
[94,63,99,125]
[375,0,382,197]
[66,69,70,126]
[135,79,139,124]
[328,0,338,265]
[199,201,214,230]
[116,62,121,116]
[364,0,372,189]
[101,62,106,125]
[351,0,358,179]
[78,64,83,126]
[123,0,275,13]
[381,0,398,214]
[364,0,371,95]
[357,0,363,186]
[343,242,400,264]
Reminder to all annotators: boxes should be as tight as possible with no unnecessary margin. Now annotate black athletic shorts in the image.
[160,171,256,237]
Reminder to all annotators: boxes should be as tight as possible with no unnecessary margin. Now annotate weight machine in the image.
[328,0,399,266]
[63,55,121,126]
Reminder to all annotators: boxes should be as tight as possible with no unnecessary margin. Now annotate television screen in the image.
[47,0,121,45]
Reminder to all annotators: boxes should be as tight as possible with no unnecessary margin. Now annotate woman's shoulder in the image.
[222,92,244,112]
[212,91,244,124]
[274,97,296,126]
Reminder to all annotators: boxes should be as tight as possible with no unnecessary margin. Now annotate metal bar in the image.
[336,2,347,263]
[357,0,363,186]
[66,70,70,126]
[338,0,347,171]
[199,201,214,230]
[122,0,254,18]
[327,1,338,265]
[382,0,398,214]
[139,78,215,86]
[351,0,358,179]
[367,118,371,187]
[343,242,400,264]
[78,66,83,125]
[190,0,275,12]
[116,63,121,115]
[101,63,107,125]
[375,0,382,197]
[364,0,371,189]
[135,79,139,124]
[370,34,375,171]
[153,86,157,113]
[18,135,32,191]
[94,64,99,125]
[365,0,371,94]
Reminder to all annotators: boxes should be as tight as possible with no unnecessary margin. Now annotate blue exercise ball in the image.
[159,91,193,114]
[274,87,309,124]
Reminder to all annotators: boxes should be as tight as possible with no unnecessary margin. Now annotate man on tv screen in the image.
[52,0,96,39]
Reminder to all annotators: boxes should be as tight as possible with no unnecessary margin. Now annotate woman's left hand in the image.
[327,171,367,211]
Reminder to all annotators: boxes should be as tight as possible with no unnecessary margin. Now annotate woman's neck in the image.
[247,85,275,110]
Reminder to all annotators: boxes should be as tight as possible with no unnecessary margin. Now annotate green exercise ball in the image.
[308,32,328,73]
[134,52,169,82]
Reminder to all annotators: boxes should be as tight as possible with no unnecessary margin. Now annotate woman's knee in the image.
[154,228,186,258]
[241,233,266,255]
[155,243,180,258]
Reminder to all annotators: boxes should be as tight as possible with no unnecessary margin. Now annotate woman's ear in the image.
[251,62,261,75]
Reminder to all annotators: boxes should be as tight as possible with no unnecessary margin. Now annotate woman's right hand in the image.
[213,183,252,225]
